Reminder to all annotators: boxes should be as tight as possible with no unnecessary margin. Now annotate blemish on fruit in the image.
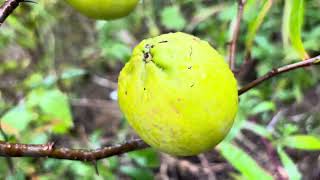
[159,40,168,43]
[144,52,150,59]
[125,91,127,95]
[143,44,152,63]
[144,88,146,91]
[188,66,192,70]
[190,83,195,87]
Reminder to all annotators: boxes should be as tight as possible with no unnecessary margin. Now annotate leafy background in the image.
[0,0,319,179]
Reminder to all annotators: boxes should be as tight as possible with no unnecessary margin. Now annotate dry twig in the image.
[0,0,24,26]
[238,55,320,95]
[228,0,246,71]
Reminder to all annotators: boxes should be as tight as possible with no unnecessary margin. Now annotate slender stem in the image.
[0,139,149,161]
[0,0,23,26]
[238,55,320,95]
[228,0,246,71]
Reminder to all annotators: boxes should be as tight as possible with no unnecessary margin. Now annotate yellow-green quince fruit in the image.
[118,32,238,156]
[66,0,139,20]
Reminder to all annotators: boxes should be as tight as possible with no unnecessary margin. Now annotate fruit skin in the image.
[66,0,139,20]
[118,32,238,156]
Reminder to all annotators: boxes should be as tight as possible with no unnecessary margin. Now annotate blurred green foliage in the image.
[0,0,319,179]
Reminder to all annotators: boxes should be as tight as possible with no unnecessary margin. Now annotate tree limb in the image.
[0,139,149,161]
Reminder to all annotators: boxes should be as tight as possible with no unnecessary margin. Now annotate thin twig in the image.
[238,55,320,95]
[0,139,148,161]
[228,0,246,71]
[0,0,22,26]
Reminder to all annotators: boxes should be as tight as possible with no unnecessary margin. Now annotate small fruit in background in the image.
[118,32,238,156]
[66,0,139,20]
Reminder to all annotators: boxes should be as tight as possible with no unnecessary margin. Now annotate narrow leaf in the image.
[288,0,309,60]
[243,121,273,140]
[245,0,272,54]
[277,146,302,180]
[281,135,320,150]
[218,142,273,180]
[38,89,73,134]
[282,0,291,48]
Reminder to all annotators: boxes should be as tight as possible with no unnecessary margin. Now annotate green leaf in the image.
[38,89,73,134]
[287,0,309,60]
[281,135,320,150]
[277,146,302,180]
[1,105,36,133]
[61,68,86,80]
[23,73,44,88]
[161,6,186,31]
[250,101,275,114]
[245,0,272,54]
[120,166,154,180]
[219,142,273,180]
[128,148,160,168]
[243,121,273,140]
[69,161,93,176]
[27,88,73,134]
[282,0,291,49]
[107,156,120,171]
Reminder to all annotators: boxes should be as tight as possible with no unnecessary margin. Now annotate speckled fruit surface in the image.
[118,32,238,156]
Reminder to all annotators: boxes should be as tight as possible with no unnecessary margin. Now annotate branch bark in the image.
[0,0,23,26]
[238,55,320,95]
[0,139,149,161]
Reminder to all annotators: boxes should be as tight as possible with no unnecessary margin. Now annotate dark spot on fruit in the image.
[144,88,146,91]
[189,46,193,57]
[144,52,150,59]
[188,66,192,70]
[143,44,153,63]
[125,91,127,95]
[151,45,155,48]
[159,40,168,43]
[190,83,195,87]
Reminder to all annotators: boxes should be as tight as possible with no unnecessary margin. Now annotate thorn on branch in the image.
[92,160,100,176]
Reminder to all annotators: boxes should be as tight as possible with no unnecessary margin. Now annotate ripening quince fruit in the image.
[66,0,139,20]
[118,32,238,156]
